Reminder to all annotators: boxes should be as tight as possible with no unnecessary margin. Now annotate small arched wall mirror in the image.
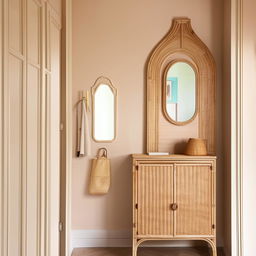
[163,61,197,125]
[92,77,117,142]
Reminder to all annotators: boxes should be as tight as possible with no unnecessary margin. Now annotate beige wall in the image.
[72,0,225,246]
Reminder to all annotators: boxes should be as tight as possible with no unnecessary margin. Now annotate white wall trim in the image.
[62,0,72,256]
[66,1,73,255]
[0,0,3,255]
[71,229,198,252]
[231,0,243,256]
[71,230,132,249]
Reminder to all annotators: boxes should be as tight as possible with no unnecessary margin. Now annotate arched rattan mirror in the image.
[146,18,216,154]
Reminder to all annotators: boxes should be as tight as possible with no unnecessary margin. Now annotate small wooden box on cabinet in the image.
[132,154,217,256]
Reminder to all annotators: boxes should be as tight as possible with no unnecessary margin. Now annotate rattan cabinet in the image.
[132,154,217,256]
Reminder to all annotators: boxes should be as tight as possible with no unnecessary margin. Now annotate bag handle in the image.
[97,147,108,158]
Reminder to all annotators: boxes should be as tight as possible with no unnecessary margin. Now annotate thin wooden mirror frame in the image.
[162,59,199,126]
[147,18,216,154]
[91,76,117,142]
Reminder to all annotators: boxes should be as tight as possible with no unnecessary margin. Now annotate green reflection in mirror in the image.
[165,62,196,123]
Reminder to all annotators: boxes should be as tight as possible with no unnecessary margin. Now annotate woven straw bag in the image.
[89,148,111,195]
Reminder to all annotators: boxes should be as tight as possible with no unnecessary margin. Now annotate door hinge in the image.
[210,165,213,171]
[135,203,138,209]
[60,123,64,131]
[135,165,139,171]
[59,222,63,232]
[212,224,215,229]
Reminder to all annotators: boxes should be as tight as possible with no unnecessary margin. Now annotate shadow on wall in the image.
[173,140,187,154]
[210,0,225,247]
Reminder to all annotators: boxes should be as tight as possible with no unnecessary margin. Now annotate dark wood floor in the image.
[72,247,212,256]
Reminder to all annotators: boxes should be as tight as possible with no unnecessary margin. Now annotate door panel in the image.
[174,164,213,236]
[26,0,42,254]
[26,65,40,256]
[8,54,23,256]
[2,0,61,255]
[137,164,173,236]
[48,12,61,256]
[27,0,41,65]
[9,0,23,53]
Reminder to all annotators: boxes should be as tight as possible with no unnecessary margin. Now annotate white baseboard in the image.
[71,229,196,251]
[71,230,131,249]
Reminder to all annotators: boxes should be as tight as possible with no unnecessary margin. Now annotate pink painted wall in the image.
[72,0,225,246]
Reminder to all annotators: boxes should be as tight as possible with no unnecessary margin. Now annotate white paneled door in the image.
[48,9,61,256]
[1,0,62,255]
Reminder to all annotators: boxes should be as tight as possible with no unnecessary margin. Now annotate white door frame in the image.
[61,0,72,255]
[231,0,243,255]
[0,1,3,254]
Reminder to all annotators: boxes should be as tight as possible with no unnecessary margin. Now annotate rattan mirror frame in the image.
[162,59,199,126]
[91,76,117,142]
[146,18,216,154]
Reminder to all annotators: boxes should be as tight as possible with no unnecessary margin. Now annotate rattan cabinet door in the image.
[137,164,173,236]
[174,164,214,236]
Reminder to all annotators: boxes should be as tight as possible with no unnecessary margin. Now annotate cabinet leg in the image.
[132,247,137,256]
[206,239,217,256]
[212,245,217,256]
[132,239,137,256]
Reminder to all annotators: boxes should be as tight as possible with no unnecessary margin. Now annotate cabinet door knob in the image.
[170,203,178,211]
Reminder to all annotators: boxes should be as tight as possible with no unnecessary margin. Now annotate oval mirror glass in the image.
[164,61,196,124]
[92,79,116,142]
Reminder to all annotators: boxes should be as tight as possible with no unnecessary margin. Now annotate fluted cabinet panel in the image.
[137,165,173,236]
[175,165,213,236]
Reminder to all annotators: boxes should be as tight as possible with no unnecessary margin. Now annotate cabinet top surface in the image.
[132,154,217,160]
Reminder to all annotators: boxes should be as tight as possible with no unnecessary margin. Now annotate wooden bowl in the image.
[184,138,207,156]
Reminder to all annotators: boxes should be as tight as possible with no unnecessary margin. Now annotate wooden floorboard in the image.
[72,247,211,256]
